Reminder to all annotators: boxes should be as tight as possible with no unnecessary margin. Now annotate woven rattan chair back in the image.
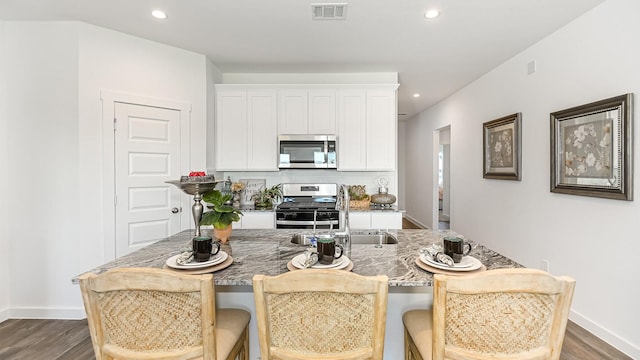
[79,268,230,360]
[433,268,575,360]
[253,269,389,360]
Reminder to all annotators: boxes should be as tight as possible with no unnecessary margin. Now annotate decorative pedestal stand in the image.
[166,180,224,237]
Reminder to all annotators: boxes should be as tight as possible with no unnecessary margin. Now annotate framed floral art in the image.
[550,94,633,200]
[483,113,522,180]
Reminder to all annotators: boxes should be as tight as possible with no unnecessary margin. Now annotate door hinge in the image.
[114,195,118,206]
[113,117,117,131]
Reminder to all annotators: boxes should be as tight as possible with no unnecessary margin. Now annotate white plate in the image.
[292,254,350,270]
[166,251,228,270]
[424,254,474,268]
[419,254,482,272]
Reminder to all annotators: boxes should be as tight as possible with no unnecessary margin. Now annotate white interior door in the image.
[114,102,181,257]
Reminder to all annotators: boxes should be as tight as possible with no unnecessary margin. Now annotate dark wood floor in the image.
[0,317,631,359]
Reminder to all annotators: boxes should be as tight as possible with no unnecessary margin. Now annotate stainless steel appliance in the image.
[275,183,340,229]
[278,135,337,169]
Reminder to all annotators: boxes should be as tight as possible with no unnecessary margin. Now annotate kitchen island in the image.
[74,229,521,359]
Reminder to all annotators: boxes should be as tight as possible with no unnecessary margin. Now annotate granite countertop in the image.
[74,229,521,287]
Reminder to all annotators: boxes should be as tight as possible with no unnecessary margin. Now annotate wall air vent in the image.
[312,3,348,20]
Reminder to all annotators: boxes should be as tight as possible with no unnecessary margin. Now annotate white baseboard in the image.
[0,307,9,323]
[403,214,430,229]
[8,307,86,320]
[570,309,638,359]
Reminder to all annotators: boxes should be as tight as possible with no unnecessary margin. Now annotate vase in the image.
[214,225,233,243]
[232,192,241,208]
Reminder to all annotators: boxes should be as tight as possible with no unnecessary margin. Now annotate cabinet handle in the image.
[171,207,180,214]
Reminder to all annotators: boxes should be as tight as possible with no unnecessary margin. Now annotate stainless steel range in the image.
[275,183,340,229]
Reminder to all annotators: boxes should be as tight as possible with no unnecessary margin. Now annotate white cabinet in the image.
[278,90,307,134]
[343,211,403,229]
[337,87,397,171]
[370,212,402,229]
[337,90,367,169]
[309,90,336,134]
[278,89,336,135]
[348,212,371,229]
[232,212,275,229]
[216,87,277,171]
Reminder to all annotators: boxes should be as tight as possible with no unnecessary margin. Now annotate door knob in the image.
[171,207,180,214]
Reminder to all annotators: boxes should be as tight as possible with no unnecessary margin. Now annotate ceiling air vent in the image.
[312,3,348,20]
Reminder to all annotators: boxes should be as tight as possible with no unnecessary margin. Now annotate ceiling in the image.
[0,0,604,120]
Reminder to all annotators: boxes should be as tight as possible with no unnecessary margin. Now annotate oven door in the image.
[276,210,339,229]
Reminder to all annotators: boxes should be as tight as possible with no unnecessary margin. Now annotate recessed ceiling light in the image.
[152,10,167,19]
[424,10,440,19]
[413,93,421,98]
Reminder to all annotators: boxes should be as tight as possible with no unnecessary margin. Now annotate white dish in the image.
[425,254,474,268]
[292,254,350,270]
[166,251,228,270]
[419,254,482,272]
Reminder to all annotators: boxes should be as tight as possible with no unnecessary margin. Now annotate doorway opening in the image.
[435,126,450,230]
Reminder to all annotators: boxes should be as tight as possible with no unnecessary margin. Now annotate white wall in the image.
[4,21,80,318]
[397,121,406,209]
[3,21,208,319]
[404,0,639,357]
[0,19,10,322]
[76,22,207,268]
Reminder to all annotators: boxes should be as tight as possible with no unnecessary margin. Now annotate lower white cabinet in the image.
[232,212,275,229]
[343,211,402,230]
[371,212,403,229]
[349,213,372,229]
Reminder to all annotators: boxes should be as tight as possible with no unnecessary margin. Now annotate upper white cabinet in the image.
[216,84,397,172]
[278,89,336,135]
[337,86,398,171]
[216,86,278,171]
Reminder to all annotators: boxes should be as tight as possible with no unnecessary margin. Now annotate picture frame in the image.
[550,93,633,200]
[483,113,522,180]
[239,179,266,206]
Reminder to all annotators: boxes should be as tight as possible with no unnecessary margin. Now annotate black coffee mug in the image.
[316,237,344,265]
[443,236,471,263]
[192,236,220,262]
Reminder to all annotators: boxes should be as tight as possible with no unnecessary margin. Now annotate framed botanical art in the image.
[483,113,522,180]
[550,93,633,200]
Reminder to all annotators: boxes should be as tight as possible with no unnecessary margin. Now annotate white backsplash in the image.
[211,169,398,199]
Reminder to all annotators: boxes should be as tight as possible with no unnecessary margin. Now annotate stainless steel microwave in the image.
[278,135,337,169]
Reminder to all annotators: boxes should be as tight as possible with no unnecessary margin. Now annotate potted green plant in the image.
[252,183,283,210]
[200,189,243,243]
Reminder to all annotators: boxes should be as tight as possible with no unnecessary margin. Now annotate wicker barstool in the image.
[252,269,389,360]
[403,268,575,360]
[78,268,250,360]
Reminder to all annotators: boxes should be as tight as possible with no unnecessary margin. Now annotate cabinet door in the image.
[371,212,402,229]
[366,90,396,170]
[241,212,275,229]
[247,90,278,170]
[337,90,367,170]
[308,90,336,134]
[349,212,371,229]
[278,90,308,134]
[216,91,247,170]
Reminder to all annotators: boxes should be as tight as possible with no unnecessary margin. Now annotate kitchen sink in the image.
[290,231,398,245]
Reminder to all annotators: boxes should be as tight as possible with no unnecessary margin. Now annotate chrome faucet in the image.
[336,184,351,258]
